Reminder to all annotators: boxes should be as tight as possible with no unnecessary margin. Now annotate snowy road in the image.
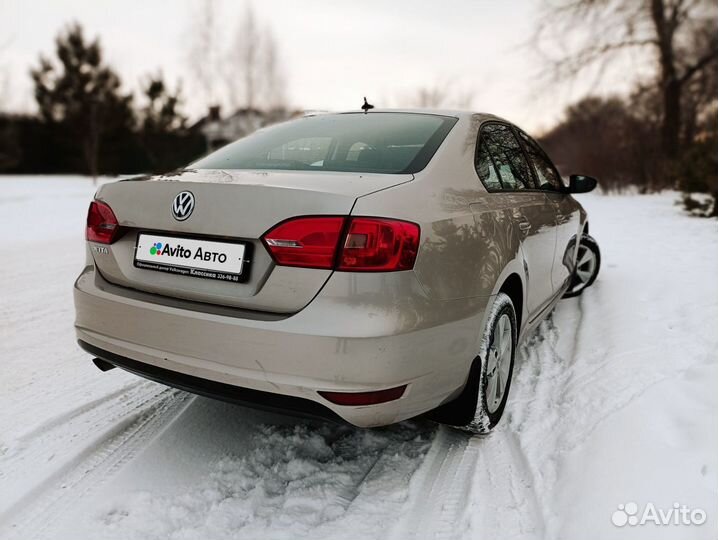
[1,177,716,540]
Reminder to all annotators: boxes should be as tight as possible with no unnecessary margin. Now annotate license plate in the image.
[134,233,248,283]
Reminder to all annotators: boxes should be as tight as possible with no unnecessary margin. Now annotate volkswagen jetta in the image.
[74,110,600,433]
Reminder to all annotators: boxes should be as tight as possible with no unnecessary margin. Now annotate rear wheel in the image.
[563,234,601,298]
[452,292,517,434]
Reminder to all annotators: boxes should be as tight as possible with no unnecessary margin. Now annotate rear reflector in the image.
[262,216,420,272]
[86,200,120,244]
[319,385,407,406]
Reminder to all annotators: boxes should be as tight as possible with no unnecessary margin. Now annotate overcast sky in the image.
[1,0,645,133]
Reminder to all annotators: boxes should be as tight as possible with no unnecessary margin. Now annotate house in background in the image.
[194,106,301,151]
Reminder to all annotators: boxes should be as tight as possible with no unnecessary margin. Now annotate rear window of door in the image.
[516,130,564,191]
[475,123,534,191]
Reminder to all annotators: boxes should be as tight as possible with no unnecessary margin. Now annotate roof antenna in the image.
[361,97,374,113]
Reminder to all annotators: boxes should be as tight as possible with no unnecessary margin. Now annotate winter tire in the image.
[451,292,517,434]
[563,234,600,298]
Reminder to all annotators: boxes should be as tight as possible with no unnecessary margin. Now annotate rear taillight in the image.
[262,216,420,272]
[262,216,345,269]
[86,200,120,244]
[338,218,419,271]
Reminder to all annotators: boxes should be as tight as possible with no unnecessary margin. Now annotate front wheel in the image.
[563,234,601,298]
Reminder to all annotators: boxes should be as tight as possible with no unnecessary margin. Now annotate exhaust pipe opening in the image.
[92,357,116,372]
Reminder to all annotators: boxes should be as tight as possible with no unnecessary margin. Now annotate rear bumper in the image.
[74,266,490,427]
[78,340,343,423]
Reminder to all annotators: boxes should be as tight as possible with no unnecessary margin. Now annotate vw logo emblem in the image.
[172,191,195,221]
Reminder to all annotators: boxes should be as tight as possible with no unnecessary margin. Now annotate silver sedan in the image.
[74,110,600,433]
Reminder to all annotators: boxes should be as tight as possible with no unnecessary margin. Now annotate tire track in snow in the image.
[9,380,144,447]
[0,388,192,539]
[76,416,434,540]
[391,315,573,540]
[504,288,696,538]
[328,424,435,518]
[471,430,545,539]
[1,381,166,492]
[333,448,386,509]
[392,427,544,540]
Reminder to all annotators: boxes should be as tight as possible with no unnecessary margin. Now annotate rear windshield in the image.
[191,112,458,174]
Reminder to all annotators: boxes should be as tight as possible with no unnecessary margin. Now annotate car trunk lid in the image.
[91,168,411,312]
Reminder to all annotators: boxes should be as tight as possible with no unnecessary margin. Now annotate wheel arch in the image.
[487,256,527,337]
[498,273,523,331]
[427,276,523,428]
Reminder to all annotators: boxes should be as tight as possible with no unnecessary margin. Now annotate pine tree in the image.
[140,75,194,173]
[141,75,186,135]
[31,23,134,181]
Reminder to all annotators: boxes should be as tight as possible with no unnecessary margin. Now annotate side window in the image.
[476,124,534,191]
[517,130,563,190]
[475,141,502,190]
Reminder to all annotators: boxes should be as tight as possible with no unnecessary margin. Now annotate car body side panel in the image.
[351,113,543,337]
[546,192,584,291]
[350,114,546,349]
[467,195,527,319]
[514,193,559,320]
[351,115,499,301]
[467,199,523,299]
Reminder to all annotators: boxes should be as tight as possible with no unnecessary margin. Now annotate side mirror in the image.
[567,174,598,194]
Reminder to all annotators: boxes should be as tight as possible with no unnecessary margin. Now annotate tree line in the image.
[0,3,287,180]
[536,0,717,215]
[0,0,716,215]
[0,23,205,178]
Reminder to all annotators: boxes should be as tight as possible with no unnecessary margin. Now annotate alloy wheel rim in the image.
[485,313,513,414]
[572,245,597,292]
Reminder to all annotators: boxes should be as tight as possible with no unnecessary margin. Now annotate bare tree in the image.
[0,37,12,112]
[225,4,286,111]
[185,0,223,110]
[534,0,718,159]
[541,96,663,192]
[401,80,476,109]
[411,86,448,108]
[260,29,285,110]
[0,71,9,112]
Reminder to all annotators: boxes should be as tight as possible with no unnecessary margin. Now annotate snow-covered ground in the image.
[1,176,716,540]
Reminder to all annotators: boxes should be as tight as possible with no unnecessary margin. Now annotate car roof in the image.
[306,108,512,124]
